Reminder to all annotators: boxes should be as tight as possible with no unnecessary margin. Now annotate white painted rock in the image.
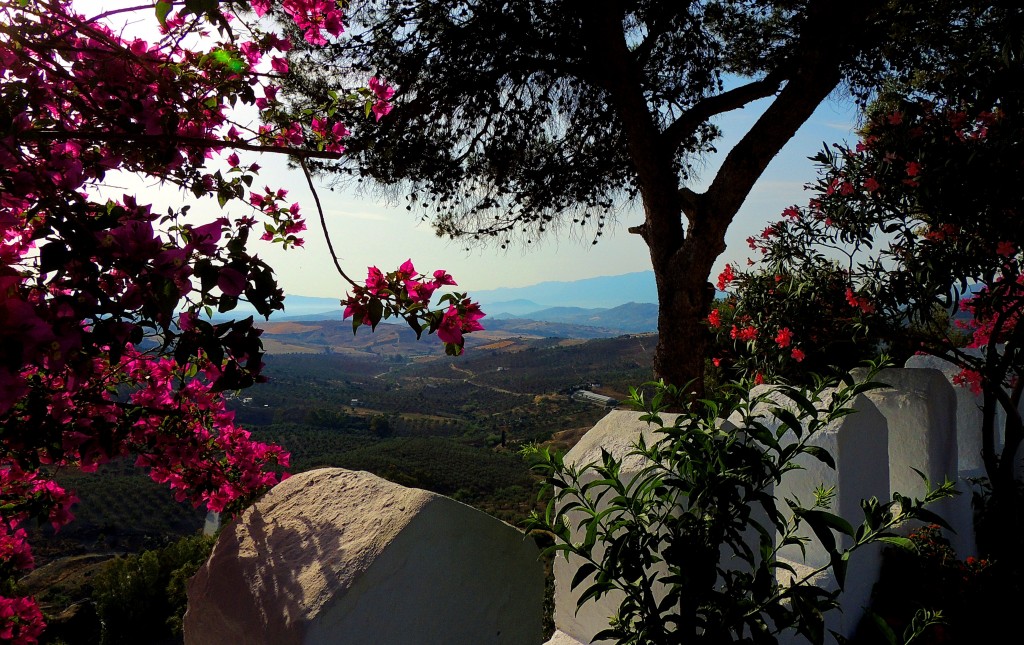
[747,385,890,569]
[184,468,543,645]
[739,385,889,641]
[542,629,588,645]
[862,368,975,557]
[904,353,993,478]
[904,352,1024,485]
[550,410,667,644]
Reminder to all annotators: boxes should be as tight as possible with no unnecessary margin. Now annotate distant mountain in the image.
[503,302,658,333]
[470,271,658,310]
[485,299,548,316]
[216,271,663,327]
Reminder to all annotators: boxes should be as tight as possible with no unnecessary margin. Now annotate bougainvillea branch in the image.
[0,1,482,639]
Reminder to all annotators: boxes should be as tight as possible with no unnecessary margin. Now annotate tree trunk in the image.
[650,227,719,397]
[585,0,882,392]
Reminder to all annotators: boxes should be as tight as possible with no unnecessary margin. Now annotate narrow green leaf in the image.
[868,611,899,645]
[155,0,173,27]
[571,562,598,590]
[801,445,837,470]
[876,536,916,551]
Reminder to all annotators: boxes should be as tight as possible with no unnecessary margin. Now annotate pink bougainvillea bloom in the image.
[371,100,393,121]
[217,267,247,297]
[271,56,289,74]
[432,270,456,287]
[774,327,793,348]
[368,76,395,101]
[436,306,463,345]
[405,279,437,304]
[397,259,416,277]
[460,302,486,333]
[332,122,351,139]
[364,266,385,295]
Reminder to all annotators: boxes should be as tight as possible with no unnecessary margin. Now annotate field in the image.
[32,322,657,565]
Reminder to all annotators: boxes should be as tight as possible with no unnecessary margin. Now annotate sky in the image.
[87,2,862,299]
[211,97,859,298]
[107,94,860,300]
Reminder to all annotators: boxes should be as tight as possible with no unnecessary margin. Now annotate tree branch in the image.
[300,158,358,288]
[16,130,344,160]
[663,74,784,153]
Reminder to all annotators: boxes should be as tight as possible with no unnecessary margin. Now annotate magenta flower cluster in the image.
[0,2,406,641]
[344,260,485,353]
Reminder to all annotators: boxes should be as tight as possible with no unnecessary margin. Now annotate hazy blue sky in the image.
[113,94,859,300]
[227,94,860,298]
[89,2,861,300]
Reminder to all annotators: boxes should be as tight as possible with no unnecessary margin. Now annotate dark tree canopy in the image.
[285,0,1012,390]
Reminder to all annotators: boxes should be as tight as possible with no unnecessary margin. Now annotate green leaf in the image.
[571,562,598,590]
[774,407,804,437]
[782,387,819,418]
[155,0,173,27]
[831,550,850,590]
[802,445,836,470]
[368,297,384,329]
[909,507,953,531]
[867,611,899,645]
[876,536,916,551]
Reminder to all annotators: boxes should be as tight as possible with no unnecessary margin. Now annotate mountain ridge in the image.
[219,271,664,332]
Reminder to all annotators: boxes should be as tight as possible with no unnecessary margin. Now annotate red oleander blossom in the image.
[774,327,793,348]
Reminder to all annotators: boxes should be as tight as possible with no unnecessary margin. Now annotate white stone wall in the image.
[544,367,1007,644]
[185,468,543,645]
[187,366,1016,645]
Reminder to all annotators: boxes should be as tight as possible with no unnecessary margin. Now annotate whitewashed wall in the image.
[185,366,1016,645]
[545,366,1013,644]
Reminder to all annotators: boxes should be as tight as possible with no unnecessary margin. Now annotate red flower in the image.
[716,264,735,291]
[774,327,793,348]
[730,325,758,342]
[707,309,722,328]
[791,348,806,362]
[845,288,876,314]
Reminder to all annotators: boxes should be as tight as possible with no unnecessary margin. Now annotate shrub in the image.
[526,364,956,644]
